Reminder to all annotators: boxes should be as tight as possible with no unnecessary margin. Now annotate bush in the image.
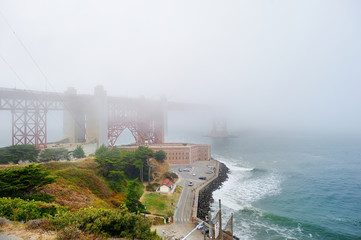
[56,226,83,240]
[0,164,57,200]
[26,218,52,230]
[39,149,70,162]
[162,171,178,182]
[50,207,158,239]
[146,183,160,192]
[0,217,8,227]
[0,197,67,222]
[72,145,85,159]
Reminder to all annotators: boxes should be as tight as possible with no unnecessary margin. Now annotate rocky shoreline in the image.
[197,161,229,220]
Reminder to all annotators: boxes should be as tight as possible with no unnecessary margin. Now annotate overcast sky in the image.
[1,0,361,132]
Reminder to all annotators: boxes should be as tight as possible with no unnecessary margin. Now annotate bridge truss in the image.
[0,87,166,149]
[107,97,164,147]
[0,88,63,148]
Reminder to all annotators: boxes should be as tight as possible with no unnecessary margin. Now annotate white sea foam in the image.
[211,159,282,211]
[210,155,288,239]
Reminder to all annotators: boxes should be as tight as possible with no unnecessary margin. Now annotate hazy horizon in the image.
[1,0,361,135]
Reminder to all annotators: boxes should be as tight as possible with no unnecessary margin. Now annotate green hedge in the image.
[50,207,159,239]
[0,197,67,222]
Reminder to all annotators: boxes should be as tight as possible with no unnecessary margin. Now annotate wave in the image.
[234,207,358,240]
[251,168,266,173]
[230,166,255,172]
[211,167,282,213]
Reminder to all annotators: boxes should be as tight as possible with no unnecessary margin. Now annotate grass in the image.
[142,185,182,218]
[40,159,115,209]
[44,159,112,198]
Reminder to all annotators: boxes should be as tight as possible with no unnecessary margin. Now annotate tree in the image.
[125,179,144,213]
[108,170,127,192]
[72,145,85,158]
[134,146,154,162]
[0,145,40,164]
[0,164,57,200]
[134,146,154,183]
[39,148,70,162]
[154,150,166,163]
[95,144,109,157]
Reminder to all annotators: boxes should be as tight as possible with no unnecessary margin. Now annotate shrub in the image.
[109,193,126,208]
[50,207,158,239]
[26,218,52,230]
[0,217,8,227]
[0,164,56,200]
[146,183,160,192]
[0,197,67,222]
[162,171,178,182]
[39,148,70,162]
[146,185,154,192]
[56,226,83,240]
[72,145,85,159]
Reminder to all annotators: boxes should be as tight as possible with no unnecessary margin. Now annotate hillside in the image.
[40,158,118,210]
[0,155,176,239]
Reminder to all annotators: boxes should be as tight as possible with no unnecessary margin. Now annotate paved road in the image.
[171,161,217,224]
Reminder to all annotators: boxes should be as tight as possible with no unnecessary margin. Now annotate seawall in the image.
[196,161,229,219]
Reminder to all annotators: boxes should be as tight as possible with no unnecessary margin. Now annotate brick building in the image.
[119,143,211,164]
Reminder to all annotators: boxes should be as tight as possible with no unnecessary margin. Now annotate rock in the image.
[197,162,229,219]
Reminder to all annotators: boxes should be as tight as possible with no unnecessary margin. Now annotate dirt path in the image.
[0,222,56,240]
[0,232,23,240]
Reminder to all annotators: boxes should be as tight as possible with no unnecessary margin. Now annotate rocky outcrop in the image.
[197,162,229,219]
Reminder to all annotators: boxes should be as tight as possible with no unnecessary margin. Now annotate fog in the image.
[1,0,361,135]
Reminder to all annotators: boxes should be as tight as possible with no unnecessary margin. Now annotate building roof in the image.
[119,142,210,149]
[162,178,173,188]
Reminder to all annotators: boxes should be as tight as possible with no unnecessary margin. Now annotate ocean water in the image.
[170,131,361,240]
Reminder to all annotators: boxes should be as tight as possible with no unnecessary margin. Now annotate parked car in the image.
[199,176,207,180]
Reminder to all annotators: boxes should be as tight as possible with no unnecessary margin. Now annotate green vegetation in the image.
[95,145,153,189]
[43,160,113,208]
[125,179,144,213]
[154,150,166,163]
[142,185,182,217]
[39,148,70,162]
[72,145,85,158]
[50,207,158,239]
[0,145,172,239]
[162,171,178,182]
[0,197,66,222]
[0,164,57,201]
[0,145,40,164]
[146,182,160,192]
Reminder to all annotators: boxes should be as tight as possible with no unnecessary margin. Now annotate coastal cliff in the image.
[197,161,229,219]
